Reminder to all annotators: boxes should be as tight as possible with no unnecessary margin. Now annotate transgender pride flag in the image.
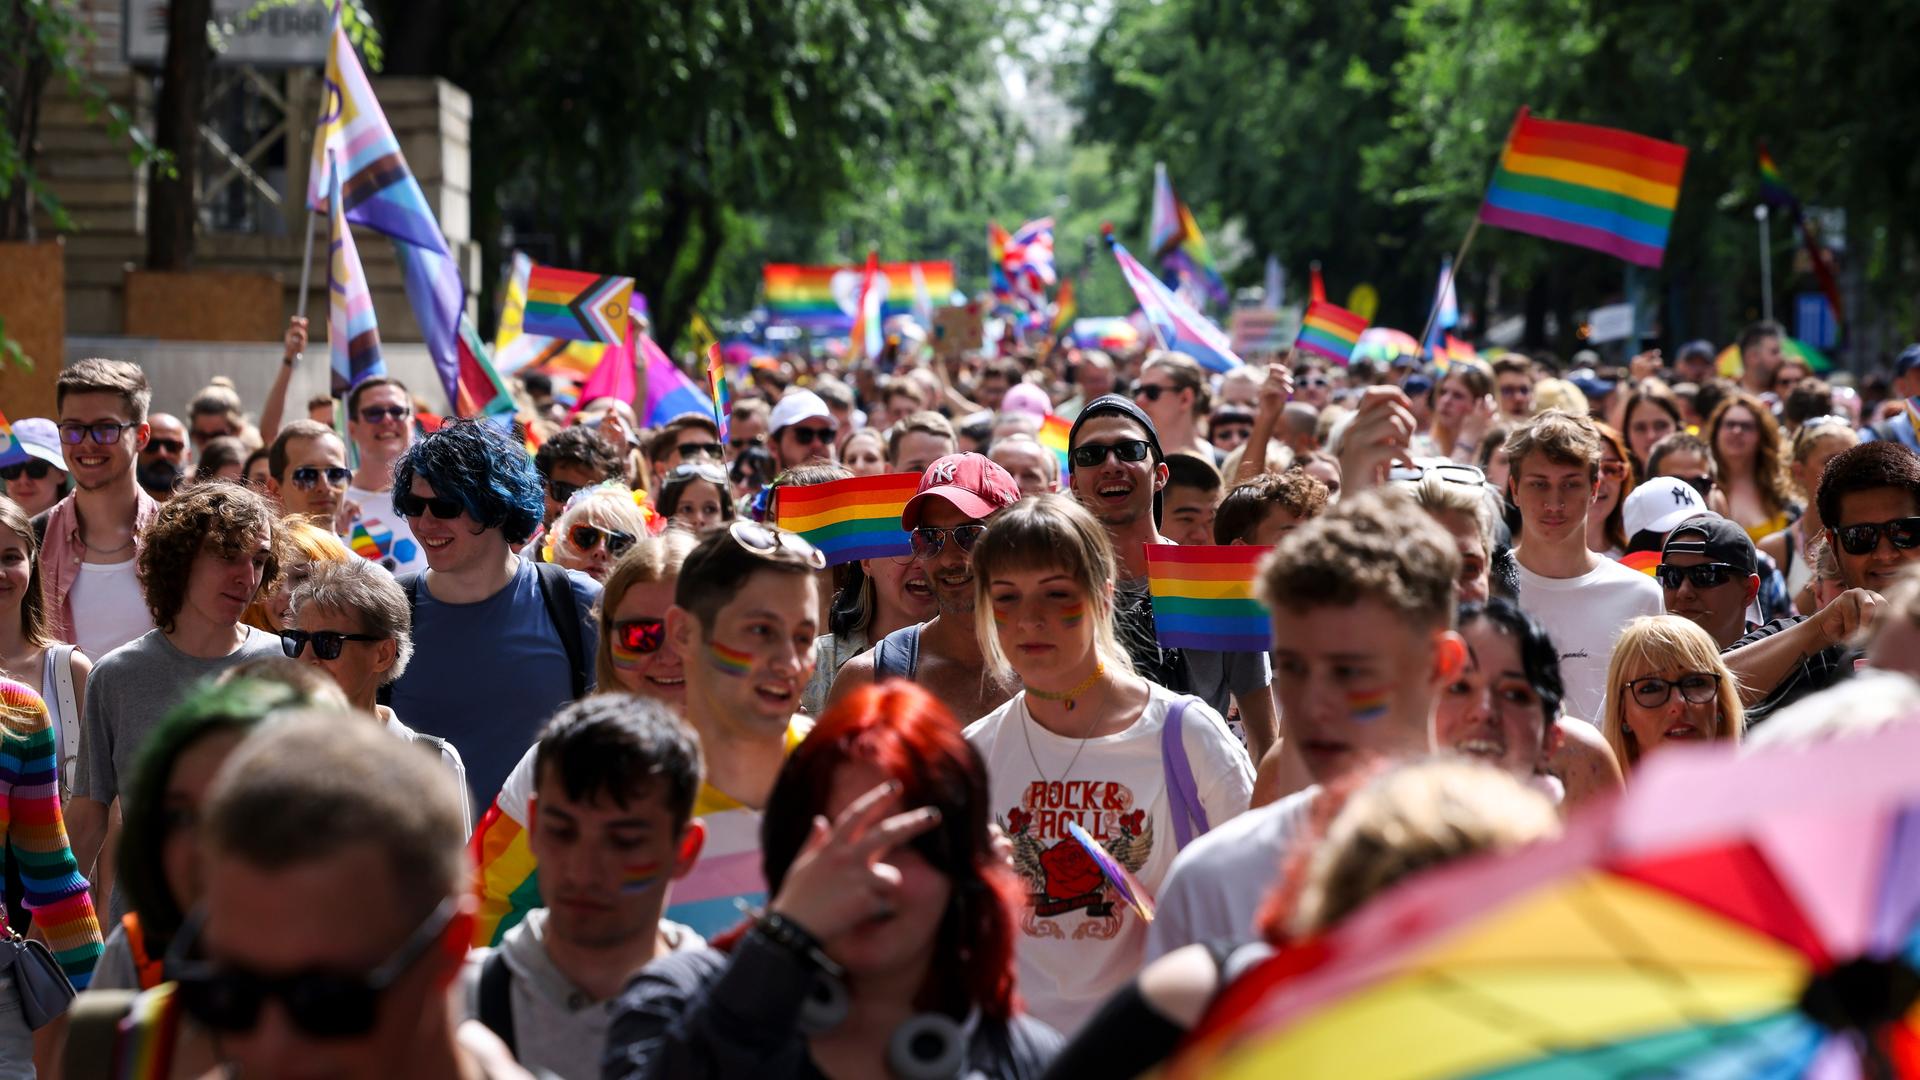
[326,159,385,397]
[1106,230,1242,373]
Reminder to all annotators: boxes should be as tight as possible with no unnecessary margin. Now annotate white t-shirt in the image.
[68,559,153,661]
[1516,557,1664,723]
[963,682,1254,1035]
[1147,785,1318,961]
[341,486,428,576]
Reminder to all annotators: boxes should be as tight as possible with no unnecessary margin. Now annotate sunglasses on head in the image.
[145,438,185,456]
[568,523,636,557]
[783,425,836,447]
[1655,562,1742,591]
[727,519,827,570]
[0,460,56,481]
[59,421,130,446]
[1388,463,1486,487]
[909,523,989,559]
[392,490,464,520]
[169,898,456,1039]
[1069,439,1152,470]
[358,405,410,424]
[1624,672,1719,709]
[279,628,385,661]
[1835,517,1920,557]
[614,617,666,654]
[290,465,352,490]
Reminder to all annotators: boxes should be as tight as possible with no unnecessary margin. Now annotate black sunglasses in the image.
[290,465,353,490]
[727,519,827,569]
[1677,475,1715,501]
[59,421,130,446]
[358,405,410,424]
[1655,562,1743,590]
[145,438,186,456]
[1069,439,1152,470]
[910,523,989,559]
[1835,517,1920,557]
[1134,385,1173,402]
[169,898,456,1039]
[279,628,385,661]
[783,425,837,447]
[392,490,464,520]
[614,618,666,654]
[1624,672,1719,709]
[0,461,56,481]
[191,426,234,444]
[568,523,637,557]
[547,479,584,505]
[677,441,725,460]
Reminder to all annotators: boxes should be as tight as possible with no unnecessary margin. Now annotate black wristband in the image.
[755,912,844,978]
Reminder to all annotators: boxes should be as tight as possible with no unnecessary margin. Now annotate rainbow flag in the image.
[470,799,541,946]
[1295,300,1367,366]
[1478,107,1688,269]
[641,333,713,427]
[523,265,634,344]
[452,314,514,418]
[1619,549,1662,576]
[1431,333,1479,372]
[1756,143,1846,328]
[706,343,730,440]
[1071,317,1140,353]
[775,473,919,566]
[1107,230,1242,373]
[1039,413,1072,471]
[1150,163,1228,305]
[1146,544,1272,652]
[0,408,19,466]
[1757,144,1795,210]
[112,979,182,1078]
[1050,278,1077,338]
[763,261,956,333]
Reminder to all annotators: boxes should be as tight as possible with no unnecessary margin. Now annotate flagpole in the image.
[1417,218,1480,354]
[1755,204,1773,322]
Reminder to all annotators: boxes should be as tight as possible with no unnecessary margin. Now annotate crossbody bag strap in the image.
[1160,696,1212,849]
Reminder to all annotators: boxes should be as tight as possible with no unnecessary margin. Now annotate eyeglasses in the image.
[146,438,186,456]
[169,898,456,1039]
[0,461,56,481]
[727,519,827,569]
[1835,517,1920,557]
[1387,463,1486,486]
[614,618,666,654]
[279,628,386,661]
[1069,439,1152,470]
[677,442,725,460]
[729,435,764,452]
[1719,418,1758,434]
[290,466,353,490]
[1624,672,1720,709]
[1133,384,1173,402]
[782,425,837,447]
[59,421,130,446]
[1655,562,1743,590]
[909,523,989,559]
[392,490,464,520]
[358,405,410,424]
[568,523,637,557]
[546,479,584,505]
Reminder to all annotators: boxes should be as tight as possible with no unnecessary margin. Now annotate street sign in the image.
[125,0,330,67]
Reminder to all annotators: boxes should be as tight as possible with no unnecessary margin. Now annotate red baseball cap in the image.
[901,453,1022,530]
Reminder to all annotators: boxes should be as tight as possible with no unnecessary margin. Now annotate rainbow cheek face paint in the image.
[706,640,754,678]
[1347,688,1391,723]
[991,606,1011,627]
[1058,602,1086,628]
[621,862,664,894]
[611,643,648,671]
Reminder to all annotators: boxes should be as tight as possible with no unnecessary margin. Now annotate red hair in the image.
[760,681,1024,1020]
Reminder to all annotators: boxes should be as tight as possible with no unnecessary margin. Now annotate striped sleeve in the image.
[0,724,104,987]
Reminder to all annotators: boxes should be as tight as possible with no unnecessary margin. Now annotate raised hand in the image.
[767,781,943,942]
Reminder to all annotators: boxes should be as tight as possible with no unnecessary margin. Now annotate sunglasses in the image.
[1835,517,1920,557]
[568,523,637,556]
[358,405,410,424]
[729,435,764,452]
[1624,672,1719,709]
[727,519,827,569]
[279,628,385,661]
[290,465,353,490]
[392,490,464,520]
[614,618,666,654]
[1677,475,1714,501]
[1069,439,1152,470]
[1388,463,1486,486]
[547,479,584,505]
[1301,377,1330,390]
[169,898,456,1039]
[783,425,837,447]
[191,427,233,444]
[146,438,186,456]
[677,442,725,460]
[1133,384,1174,402]
[0,461,56,481]
[59,421,131,446]
[909,523,989,559]
[1655,562,1743,591]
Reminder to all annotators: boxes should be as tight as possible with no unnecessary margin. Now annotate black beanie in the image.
[1066,393,1164,474]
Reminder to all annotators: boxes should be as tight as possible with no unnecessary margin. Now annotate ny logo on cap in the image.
[928,460,960,485]
[1673,486,1696,506]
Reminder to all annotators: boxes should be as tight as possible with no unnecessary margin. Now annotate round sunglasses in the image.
[568,523,637,557]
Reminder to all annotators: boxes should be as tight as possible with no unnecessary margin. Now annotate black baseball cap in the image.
[1662,516,1757,577]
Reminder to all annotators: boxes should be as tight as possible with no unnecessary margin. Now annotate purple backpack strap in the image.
[1161,696,1212,849]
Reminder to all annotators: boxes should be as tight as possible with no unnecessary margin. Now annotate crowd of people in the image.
[0,312,1916,1077]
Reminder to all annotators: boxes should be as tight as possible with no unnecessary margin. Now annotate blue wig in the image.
[393,417,544,545]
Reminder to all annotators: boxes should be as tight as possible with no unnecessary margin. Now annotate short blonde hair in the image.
[970,495,1132,683]
[1410,473,1497,557]
[1601,615,1744,770]
[552,486,652,569]
[1531,378,1589,418]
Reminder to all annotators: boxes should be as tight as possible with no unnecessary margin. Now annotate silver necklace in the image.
[1021,686,1105,787]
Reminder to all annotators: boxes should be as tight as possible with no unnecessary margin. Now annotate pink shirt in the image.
[38,488,161,645]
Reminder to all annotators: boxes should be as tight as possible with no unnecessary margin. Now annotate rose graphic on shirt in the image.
[1037,838,1103,900]
[1001,778,1152,938]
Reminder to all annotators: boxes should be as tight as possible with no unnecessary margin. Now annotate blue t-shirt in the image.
[390,558,599,811]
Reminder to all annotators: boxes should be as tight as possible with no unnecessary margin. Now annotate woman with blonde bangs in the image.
[1601,615,1744,774]
[962,495,1253,1033]
[1762,417,1860,602]
[550,483,652,582]
[242,518,351,633]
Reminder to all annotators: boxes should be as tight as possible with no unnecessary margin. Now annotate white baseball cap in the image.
[768,389,832,435]
[1623,476,1713,540]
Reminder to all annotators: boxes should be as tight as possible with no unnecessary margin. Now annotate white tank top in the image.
[69,558,153,661]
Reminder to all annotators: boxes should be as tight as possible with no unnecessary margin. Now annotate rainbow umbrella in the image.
[1351,327,1422,365]
[1171,720,1920,1078]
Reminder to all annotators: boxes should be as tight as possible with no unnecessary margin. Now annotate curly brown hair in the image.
[1706,391,1795,520]
[138,481,282,632]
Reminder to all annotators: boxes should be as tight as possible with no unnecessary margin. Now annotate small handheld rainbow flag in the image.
[1477,107,1688,269]
[524,265,636,344]
[1039,414,1072,472]
[706,343,730,441]
[1066,820,1155,922]
[1145,544,1272,652]
[775,473,920,566]
[1294,301,1368,366]
[1050,278,1077,338]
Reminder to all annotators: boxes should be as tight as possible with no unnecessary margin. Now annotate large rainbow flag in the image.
[1477,107,1689,269]
[775,473,919,566]
[763,262,956,334]
[1146,545,1273,653]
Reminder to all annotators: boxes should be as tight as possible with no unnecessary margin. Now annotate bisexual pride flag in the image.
[1146,544,1272,653]
[1295,300,1368,366]
[775,473,920,566]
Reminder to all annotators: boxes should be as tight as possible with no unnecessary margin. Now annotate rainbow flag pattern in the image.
[763,262,956,333]
[1295,300,1368,366]
[1070,317,1141,353]
[1066,820,1155,922]
[0,408,19,466]
[1039,414,1072,472]
[706,343,730,441]
[1145,544,1273,653]
[1107,230,1243,374]
[775,472,920,566]
[1346,688,1391,723]
[522,265,634,344]
[1050,278,1078,337]
[112,980,181,1078]
[1150,162,1228,305]
[1757,143,1796,210]
[347,522,389,559]
[1620,549,1662,576]
[1431,333,1479,372]
[1478,107,1689,269]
